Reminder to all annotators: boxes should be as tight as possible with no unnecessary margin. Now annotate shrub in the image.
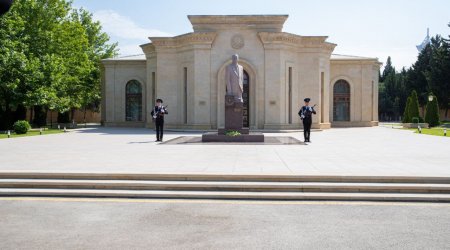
[425,95,440,127]
[412,117,419,124]
[408,90,421,122]
[402,97,411,123]
[13,120,31,134]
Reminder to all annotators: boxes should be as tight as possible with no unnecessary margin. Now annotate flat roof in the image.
[331,54,378,61]
[102,54,146,61]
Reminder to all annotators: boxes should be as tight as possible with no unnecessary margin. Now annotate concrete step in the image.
[1,179,450,193]
[1,172,450,184]
[1,188,450,202]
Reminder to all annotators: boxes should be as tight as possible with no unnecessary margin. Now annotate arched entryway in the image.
[217,59,257,129]
[333,80,350,121]
[242,70,250,127]
[125,80,142,121]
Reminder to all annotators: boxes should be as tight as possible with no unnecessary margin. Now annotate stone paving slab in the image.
[0,126,449,177]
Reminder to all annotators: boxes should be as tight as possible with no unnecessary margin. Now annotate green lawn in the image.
[412,127,449,137]
[0,129,64,139]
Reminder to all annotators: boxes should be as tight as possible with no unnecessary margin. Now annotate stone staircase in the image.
[0,172,449,202]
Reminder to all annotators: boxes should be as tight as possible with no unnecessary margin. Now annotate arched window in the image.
[333,80,350,121]
[125,80,142,121]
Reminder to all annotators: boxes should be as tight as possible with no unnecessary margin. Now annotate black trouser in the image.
[155,119,164,141]
[303,117,312,141]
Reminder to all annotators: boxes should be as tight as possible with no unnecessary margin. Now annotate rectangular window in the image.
[288,67,292,124]
[151,72,156,104]
[184,67,188,124]
[321,72,324,123]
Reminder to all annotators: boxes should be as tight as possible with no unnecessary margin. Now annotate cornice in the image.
[258,32,336,52]
[149,32,216,49]
[188,15,288,32]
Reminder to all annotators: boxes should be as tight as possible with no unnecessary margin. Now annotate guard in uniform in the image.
[151,99,168,142]
[298,98,316,142]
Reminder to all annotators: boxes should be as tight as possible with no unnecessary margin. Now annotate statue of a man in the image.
[225,54,244,103]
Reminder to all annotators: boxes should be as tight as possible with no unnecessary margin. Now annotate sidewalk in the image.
[0,126,449,177]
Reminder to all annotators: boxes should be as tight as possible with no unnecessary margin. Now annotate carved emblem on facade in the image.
[231,34,245,49]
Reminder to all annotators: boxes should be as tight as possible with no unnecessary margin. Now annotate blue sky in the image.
[73,0,450,69]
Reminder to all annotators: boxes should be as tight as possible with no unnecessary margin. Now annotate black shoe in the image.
[155,139,160,142]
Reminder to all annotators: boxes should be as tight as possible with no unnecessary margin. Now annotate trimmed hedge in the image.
[402,97,411,123]
[402,90,423,123]
[13,120,31,134]
[408,90,421,122]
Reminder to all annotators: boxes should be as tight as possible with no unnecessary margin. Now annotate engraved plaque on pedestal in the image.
[224,94,244,131]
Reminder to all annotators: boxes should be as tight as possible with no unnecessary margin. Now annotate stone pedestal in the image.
[222,95,248,134]
[201,94,264,142]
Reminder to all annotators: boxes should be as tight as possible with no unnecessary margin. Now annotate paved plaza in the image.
[0,126,448,176]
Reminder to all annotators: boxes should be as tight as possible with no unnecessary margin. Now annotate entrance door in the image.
[243,70,250,127]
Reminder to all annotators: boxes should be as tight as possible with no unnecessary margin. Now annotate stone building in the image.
[101,15,381,129]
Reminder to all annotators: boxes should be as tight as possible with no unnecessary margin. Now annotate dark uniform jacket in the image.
[151,106,168,121]
[298,106,316,120]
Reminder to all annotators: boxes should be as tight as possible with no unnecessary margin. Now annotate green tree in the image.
[0,1,33,129]
[379,58,398,120]
[408,90,421,122]
[402,97,411,123]
[0,0,117,129]
[425,94,440,127]
[381,56,395,83]
[378,58,411,121]
[379,23,450,122]
[426,34,450,119]
[408,44,432,107]
[73,8,117,121]
[395,67,409,119]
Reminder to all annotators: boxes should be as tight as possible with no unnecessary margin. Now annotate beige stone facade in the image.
[101,15,381,130]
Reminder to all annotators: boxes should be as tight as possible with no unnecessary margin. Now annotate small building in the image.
[101,15,381,129]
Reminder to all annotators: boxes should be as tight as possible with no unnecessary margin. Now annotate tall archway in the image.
[125,80,142,121]
[217,59,257,129]
[333,80,350,121]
